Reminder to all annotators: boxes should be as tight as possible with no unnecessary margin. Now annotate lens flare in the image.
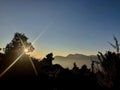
[24,48,28,53]
[29,57,38,76]
[0,23,52,78]
[0,52,24,78]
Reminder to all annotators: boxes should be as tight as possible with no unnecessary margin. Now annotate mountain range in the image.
[54,53,98,61]
[53,54,98,69]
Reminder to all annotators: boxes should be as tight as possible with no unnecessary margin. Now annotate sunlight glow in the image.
[0,23,52,78]
[24,48,29,53]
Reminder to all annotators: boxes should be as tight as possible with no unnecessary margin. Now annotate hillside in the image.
[54,54,98,61]
[53,54,98,69]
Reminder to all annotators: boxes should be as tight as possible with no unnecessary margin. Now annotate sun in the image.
[24,48,29,53]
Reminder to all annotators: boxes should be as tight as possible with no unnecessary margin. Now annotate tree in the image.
[97,51,119,88]
[41,53,54,66]
[0,32,36,78]
[4,32,34,55]
[108,36,120,53]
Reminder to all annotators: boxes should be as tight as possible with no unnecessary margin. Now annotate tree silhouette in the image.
[0,33,37,79]
[42,53,54,66]
[108,36,120,53]
[97,51,120,88]
[4,32,34,55]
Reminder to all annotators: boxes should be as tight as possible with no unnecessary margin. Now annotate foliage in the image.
[97,51,120,88]
[42,53,54,66]
[1,33,120,89]
[4,32,34,55]
[108,36,120,53]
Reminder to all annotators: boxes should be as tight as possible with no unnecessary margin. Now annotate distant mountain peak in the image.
[55,53,98,61]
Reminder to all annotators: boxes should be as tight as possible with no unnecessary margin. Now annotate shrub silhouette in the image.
[108,36,120,53]
[97,51,120,88]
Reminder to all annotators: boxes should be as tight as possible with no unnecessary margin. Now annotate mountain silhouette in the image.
[53,54,98,69]
[54,53,98,61]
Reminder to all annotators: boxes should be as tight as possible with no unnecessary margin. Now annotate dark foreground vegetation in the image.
[0,33,120,90]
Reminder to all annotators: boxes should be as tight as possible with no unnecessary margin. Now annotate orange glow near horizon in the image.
[29,49,97,60]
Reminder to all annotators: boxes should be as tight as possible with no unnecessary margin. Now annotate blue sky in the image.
[0,0,120,58]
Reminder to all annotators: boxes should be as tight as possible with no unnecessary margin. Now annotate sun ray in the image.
[31,24,50,46]
[0,23,52,78]
[0,52,25,78]
[28,57,38,76]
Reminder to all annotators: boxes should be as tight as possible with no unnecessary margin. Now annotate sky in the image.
[0,0,120,58]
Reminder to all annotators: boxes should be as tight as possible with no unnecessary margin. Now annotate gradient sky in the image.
[0,0,120,58]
